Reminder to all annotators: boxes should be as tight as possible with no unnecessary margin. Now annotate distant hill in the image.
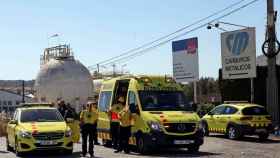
[0,80,34,87]
[0,80,35,94]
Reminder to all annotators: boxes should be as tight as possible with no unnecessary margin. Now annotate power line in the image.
[96,0,260,67]
[89,0,248,69]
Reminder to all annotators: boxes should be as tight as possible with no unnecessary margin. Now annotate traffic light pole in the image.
[265,0,279,125]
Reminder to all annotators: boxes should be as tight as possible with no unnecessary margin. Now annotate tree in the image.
[182,77,221,103]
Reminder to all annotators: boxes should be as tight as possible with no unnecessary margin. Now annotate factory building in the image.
[0,89,32,114]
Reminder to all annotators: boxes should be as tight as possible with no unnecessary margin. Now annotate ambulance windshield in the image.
[21,109,64,122]
[139,91,192,111]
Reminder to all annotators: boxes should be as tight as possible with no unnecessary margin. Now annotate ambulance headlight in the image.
[148,121,162,131]
[65,129,72,137]
[19,131,32,139]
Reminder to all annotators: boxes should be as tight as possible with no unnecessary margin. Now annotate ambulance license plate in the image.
[39,140,57,145]
[174,140,194,145]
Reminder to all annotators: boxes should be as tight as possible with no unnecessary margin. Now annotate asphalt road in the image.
[0,135,280,158]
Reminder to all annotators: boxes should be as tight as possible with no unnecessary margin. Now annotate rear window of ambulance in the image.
[242,106,268,115]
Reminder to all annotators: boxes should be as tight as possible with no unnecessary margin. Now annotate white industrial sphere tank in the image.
[34,45,93,112]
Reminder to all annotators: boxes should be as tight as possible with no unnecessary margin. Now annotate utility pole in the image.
[22,80,25,103]
[250,78,254,103]
[264,0,279,125]
[194,81,198,104]
[97,64,100,74]
[112,64,116,77]
[97,64,100,78]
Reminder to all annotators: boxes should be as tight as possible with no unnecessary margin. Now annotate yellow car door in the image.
[215,113,229,133]
[214,115,225,133]
[7,121,17,146]
[7,110,19,147]
[127,91,141,145]
[205,114,215,130]
[208,106,226,133]
[215,106,239,133]
[97,91,113,139]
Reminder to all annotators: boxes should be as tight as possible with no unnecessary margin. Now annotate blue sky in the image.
[0,0,279,80]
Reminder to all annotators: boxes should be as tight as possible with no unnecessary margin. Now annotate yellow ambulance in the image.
[97,76,204,154]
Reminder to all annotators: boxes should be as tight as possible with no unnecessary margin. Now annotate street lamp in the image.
[207,21,250,32]
[207,23,228,32]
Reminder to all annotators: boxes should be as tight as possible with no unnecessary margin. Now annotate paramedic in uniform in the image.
[92,101,100,145]
[108,96,125,149]
[57,100,67,117]
[115,105,132,153]
[80,101,99,158]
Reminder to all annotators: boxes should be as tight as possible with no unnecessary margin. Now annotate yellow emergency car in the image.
[97,76,204,154]
[201,103,273,140]
[6,103,73,156]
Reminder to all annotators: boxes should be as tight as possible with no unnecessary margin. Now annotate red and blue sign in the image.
[172,37,198,54]
[172,37,199,83]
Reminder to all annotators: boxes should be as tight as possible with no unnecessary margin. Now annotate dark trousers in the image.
[110,122,120,149]
[118,126,131,152]
[94,129,98,144]
[81,123,97,156]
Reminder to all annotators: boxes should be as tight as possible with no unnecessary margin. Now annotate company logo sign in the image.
[226,32,249,56]
[221,28,256,79]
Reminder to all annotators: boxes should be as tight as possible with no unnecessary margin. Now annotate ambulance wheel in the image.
[188,145,200,153]
[136,135,149,154]
[258,132,269,141]
[201,121,209,136]
[227,125,241,140]
[6,137,13,152]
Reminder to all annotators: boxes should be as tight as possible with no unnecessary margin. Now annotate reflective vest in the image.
[80,109,98,124]
[119,109,132,127]
[110,104,124,122]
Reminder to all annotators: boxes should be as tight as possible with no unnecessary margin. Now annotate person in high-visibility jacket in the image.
[108,96,125,149]
[114,106,132,153]
[80,101,99,158]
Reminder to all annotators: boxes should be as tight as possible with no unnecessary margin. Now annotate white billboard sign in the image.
[172,37,199,83]
[221,28,256,79]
